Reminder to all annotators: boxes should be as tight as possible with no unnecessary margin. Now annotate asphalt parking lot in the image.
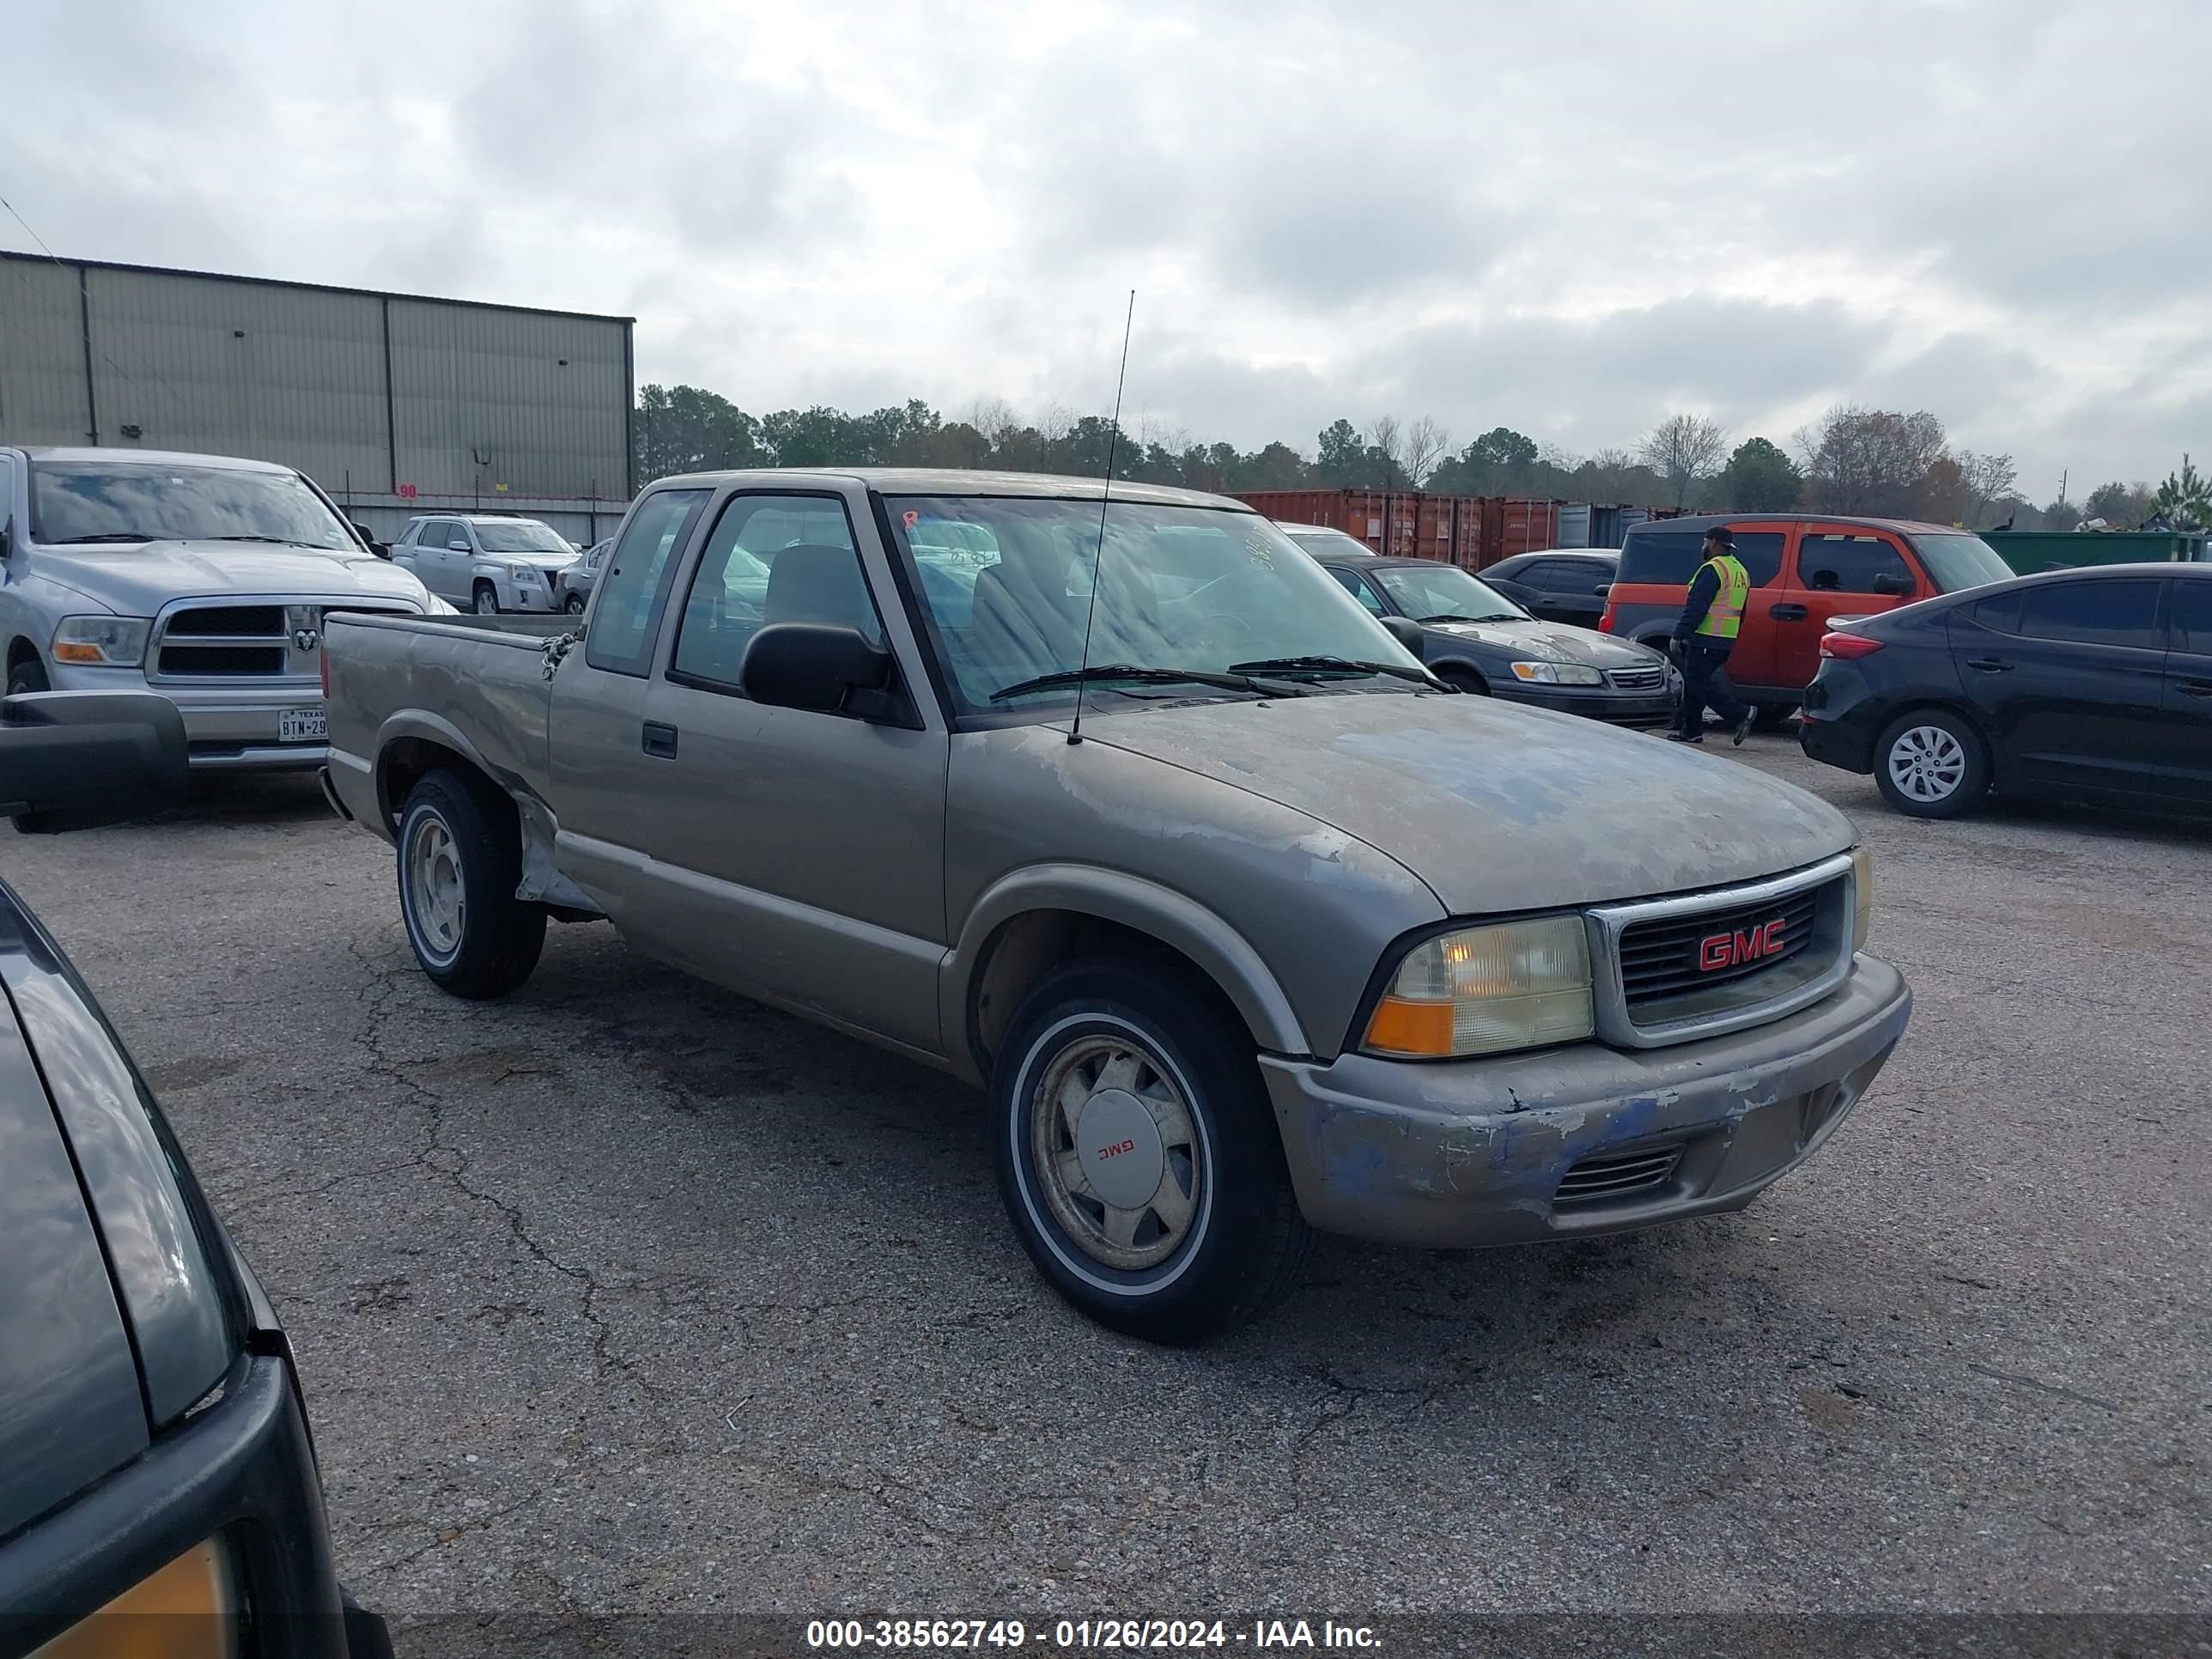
[3,732,2205,1644]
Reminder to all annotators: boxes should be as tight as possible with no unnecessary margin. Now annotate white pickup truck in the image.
[0,446,441,770]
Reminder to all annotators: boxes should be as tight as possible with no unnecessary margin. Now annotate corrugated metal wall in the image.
[0,252,631,513]
[0,259,92,441]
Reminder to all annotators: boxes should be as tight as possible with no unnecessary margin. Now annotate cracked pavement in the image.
[1,734,2205,1641]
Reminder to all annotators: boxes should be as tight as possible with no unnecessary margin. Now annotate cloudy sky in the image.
[8,0,2209,494]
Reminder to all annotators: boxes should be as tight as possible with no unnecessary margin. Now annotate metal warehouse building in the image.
[0,250,634,545]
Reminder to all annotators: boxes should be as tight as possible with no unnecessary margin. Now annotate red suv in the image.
[1600,515,2014,720]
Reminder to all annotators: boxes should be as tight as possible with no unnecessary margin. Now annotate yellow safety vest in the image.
[1694,554,1750,641]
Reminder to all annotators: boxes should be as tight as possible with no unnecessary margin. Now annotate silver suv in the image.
[392,514,579,614]
[0,446,437,771]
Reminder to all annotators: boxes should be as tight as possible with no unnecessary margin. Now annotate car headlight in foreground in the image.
[51,617,152,668]
[1363,915,1595,1058]
[1852,846,1875,953]
[1509,660,1603,686]
[32,1535,238,1658]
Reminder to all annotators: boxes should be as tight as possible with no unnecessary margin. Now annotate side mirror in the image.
[448,541,472,554]
[740,623,900,720]
[1594,581,1613,597]
[351,521,390,559]
[1873,572,1916,597]
[1378,615,1429,655]
[0,690,189,833]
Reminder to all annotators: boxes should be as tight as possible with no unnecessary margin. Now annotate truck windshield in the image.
[1911,533,2014,593]
[475,520,573,554]
[30,460,354,550]
[884,495,1425,714]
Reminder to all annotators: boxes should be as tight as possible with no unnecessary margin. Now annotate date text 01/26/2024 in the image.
[804,1620,1382,1650]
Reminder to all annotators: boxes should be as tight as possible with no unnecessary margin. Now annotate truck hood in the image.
[1423,616,1657,668]
[32,540,429,613]
[1079,691,1853,913]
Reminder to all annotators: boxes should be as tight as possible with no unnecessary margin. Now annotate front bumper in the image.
[49,664,330,771]
[1493,682,1678,728]
[1259,956,1910,1249]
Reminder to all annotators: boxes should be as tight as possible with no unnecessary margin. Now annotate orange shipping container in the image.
[1234,489,1474,562]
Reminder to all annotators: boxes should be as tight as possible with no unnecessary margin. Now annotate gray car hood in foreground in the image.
[1079,691,1854,914]
[1424,615,1657,667]
[32,540,431,613]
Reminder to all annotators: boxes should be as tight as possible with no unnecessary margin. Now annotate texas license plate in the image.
[279,707,327,743]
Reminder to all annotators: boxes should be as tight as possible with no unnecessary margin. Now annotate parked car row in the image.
[319,466,1911,1346]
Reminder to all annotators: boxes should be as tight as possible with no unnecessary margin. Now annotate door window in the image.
[586,488,711,677]
[1328,565,1387,615]
[1799,533,1912,594]
[2170,580,2212,652]
[669,494,882,693]
[438,521,470,550]
[2012,579,2165,649]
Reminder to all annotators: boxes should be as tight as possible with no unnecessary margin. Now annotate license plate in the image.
[279,707,327,743]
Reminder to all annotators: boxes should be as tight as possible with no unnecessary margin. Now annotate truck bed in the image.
[322,611,563,828]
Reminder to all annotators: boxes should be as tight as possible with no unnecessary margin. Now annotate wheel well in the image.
[7,636,38,671]
[967,909,1248,1075]
[1877,699,1994,763]
[1434,660,1486,690]
[380,737,510,835]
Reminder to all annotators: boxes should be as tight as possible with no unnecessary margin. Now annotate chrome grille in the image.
[1556,1144,1684,1205]
[1620,887,1822,1006]
[149,598,416,682]
[1585,854,1858,1049]
[1607,663,1667,692]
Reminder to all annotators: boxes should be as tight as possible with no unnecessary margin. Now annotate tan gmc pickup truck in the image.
[323,469,1911,1344]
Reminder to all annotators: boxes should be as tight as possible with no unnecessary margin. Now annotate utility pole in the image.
[2057,470,2068,509]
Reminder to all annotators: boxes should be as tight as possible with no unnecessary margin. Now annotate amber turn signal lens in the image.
[1364,994,1456,1057]
[30,1537,237,1659]
[52,642,106,664]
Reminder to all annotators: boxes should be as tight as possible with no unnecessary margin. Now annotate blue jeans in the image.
[1676,640,1751,737]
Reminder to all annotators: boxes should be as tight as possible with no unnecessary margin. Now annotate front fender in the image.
[942,862,1310,1076]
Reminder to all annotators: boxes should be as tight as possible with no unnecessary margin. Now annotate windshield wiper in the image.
[42,532,157,544]
[207,534,320,545]
[1228,654,1445,689]
[1419,611,1524,625]
[989,664,1303,702]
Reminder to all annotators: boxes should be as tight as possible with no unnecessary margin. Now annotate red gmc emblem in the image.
[1699,917,1785,972]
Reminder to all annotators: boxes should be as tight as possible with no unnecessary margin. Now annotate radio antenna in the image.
[1067,289,1136,747]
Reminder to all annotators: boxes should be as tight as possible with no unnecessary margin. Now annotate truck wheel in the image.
[7,654,49,696]
[993,955,1312,1345]
[1875,709,1989,819]
[397,770,545,998]
[472,582,500,616]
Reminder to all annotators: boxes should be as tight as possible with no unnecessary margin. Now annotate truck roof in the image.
[643,468,1254,512]
[16,446,293,474]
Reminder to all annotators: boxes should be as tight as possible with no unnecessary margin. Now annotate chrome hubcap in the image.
[476,589,497,614]
[1888,725,1966,801]
[1030,1035,1201,1272]
[405,813,465,961]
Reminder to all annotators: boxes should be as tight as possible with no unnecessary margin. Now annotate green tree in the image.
[2153,454,2212,530]
[633,384,766,483]
[1715,437,1802,512]
[1315,419,1368,486]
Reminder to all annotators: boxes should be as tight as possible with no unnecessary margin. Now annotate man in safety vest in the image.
[1668,526,1757,745]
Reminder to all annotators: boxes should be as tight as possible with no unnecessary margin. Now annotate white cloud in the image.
[5,0,2209,495]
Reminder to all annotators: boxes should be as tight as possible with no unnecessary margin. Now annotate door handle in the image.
[642,720,678,758]
[1966,658,2014,673]
[1769,603,1808,621]
[2179,678,2212,698]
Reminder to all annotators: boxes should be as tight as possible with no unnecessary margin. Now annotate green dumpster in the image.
[1980,530,2209,575]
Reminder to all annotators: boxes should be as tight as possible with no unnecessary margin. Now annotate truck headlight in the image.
[1509,660,1603,686]
[506,562,536,580]
[52,616,151,667]
[1851,846,1874,953]
[1363,915,1594,1059]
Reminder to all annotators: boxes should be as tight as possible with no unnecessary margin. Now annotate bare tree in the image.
[967,398,1021,450]
[1369,415,1406,487]
[1638,414,1729,509]
[1036,403,1075,447]
[1796,405,1949,516]
[1403,416,1451,488]
[1957,451,2019,527]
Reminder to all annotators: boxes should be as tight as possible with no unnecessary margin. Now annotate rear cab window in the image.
[585,489,712,676]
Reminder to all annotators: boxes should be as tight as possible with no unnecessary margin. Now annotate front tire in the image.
[993,956,1313,1345]
[397,770,546,997]
[472,581,500,616]
[563,592,586,615]
[1875,709,1990,818]
[7,654,50,697]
